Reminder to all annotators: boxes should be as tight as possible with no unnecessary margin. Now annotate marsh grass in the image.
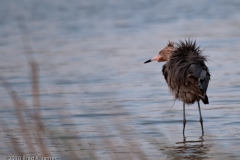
[0,62,178,159]
[0,17,180,159]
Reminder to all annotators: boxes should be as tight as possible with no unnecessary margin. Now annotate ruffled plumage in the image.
[162,40,210,104]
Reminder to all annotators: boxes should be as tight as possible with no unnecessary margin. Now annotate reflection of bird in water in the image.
[144,40,210,136]
[175,137,211,159]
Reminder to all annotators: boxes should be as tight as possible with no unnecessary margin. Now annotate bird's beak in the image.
[144,55,164,64]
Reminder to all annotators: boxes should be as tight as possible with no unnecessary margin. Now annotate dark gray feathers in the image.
[162,40,210,105]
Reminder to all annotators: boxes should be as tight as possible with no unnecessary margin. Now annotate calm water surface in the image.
[0,0,240,159]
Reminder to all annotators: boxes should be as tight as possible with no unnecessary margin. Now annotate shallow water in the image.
[1,0,240,159]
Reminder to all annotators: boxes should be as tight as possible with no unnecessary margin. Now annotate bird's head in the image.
[144,41,175,64]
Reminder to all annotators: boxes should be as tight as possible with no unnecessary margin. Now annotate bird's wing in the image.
[187,63,210,94]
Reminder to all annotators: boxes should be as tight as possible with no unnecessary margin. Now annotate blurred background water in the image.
[0,0,240,159]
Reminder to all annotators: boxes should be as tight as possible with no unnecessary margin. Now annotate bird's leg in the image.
[183,103,186,137]
[197,101,204,136]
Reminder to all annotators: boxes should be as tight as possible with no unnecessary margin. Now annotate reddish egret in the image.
[144,40,210,136]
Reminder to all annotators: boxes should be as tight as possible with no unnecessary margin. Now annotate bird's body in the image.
[144,40,210,136]
[162,41,210,105]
